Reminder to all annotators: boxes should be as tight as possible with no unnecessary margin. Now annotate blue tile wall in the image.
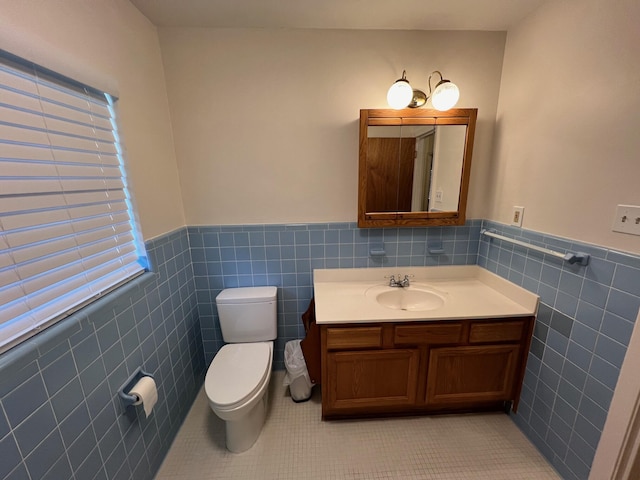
[188,221,481,368]
[2,218,637,480]
[0,228,204,480]
[478,220,640,480]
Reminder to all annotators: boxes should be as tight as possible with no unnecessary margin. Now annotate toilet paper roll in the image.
[130,376,158,418]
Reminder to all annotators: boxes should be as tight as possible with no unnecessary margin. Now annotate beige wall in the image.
[9,1,634,253]
[0,0,185,240]
[158,28,505,226]
[490,0,640,254]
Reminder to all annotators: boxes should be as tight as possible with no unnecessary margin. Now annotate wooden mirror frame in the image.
[358,108,477,228]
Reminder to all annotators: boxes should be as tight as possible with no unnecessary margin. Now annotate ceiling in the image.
[129,0,547,31]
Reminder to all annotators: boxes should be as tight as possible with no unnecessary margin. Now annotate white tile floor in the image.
[155,371,560,479]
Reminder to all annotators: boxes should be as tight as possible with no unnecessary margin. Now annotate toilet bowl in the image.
[203,286,277,453]
[204,342,273,412]
[205,341,273,452]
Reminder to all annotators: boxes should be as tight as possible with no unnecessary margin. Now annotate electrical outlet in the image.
[632,214,640,236]
[612,205,630,233]
[613,205,640,236]
[435,189,443,202]
[511,206,525,227]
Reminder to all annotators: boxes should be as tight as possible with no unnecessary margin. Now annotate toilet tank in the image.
[215,287,277,343]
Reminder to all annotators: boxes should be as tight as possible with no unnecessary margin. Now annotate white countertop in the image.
[313,266,539,324]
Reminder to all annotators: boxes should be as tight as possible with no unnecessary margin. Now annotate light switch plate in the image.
[613,205,640,236]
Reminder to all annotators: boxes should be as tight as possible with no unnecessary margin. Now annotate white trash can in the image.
[283,339,313,402]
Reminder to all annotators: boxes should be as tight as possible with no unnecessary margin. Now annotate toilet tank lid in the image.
[216,286,277,304]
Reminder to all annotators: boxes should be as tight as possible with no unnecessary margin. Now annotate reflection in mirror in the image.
[366,125,467,214]
[425,125,466,212]
[365,126,411,213]
[358,108,477,228]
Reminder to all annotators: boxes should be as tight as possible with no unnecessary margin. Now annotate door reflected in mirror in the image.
[358,109,477,228]
[366,124,467,214]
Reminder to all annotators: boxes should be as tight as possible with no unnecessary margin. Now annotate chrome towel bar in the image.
[481,229,590,266]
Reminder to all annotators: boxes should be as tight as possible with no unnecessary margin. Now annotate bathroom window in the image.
[0,52,147,353]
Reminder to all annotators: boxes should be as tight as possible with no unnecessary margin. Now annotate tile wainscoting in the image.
[0,228,204,480]
[1,220,638,480]
[478,220,640,480]
[187,221,481,368]
[190,219,640,480]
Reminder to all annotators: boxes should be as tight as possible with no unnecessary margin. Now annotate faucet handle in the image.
[384,274,397,287]
[401,274,414,286]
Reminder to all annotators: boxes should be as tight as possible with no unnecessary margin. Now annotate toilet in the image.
[204,286,277,453]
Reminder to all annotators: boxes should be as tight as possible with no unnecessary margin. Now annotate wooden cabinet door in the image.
[425,345,520,406]
[325,349,419,414]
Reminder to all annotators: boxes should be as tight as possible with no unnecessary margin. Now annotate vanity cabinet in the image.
[320,317,534,419]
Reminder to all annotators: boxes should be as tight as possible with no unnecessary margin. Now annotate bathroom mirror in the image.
[358,108,477,227]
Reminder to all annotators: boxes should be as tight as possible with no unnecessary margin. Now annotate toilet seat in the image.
[205,342,271,411]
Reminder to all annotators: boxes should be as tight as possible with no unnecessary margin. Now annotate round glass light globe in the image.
[387,80,413,109]
[431,82,460,111]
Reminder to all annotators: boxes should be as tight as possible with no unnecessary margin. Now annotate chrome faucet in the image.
[386,274,412,288]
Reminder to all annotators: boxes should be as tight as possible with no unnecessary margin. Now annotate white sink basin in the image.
[366,284,447,311]
[313,266,540,323]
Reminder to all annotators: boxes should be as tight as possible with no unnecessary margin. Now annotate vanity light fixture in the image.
[386,70,414,110]
[386,70,460,111]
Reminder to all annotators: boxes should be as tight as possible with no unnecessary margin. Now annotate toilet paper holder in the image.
[118,367,155,410]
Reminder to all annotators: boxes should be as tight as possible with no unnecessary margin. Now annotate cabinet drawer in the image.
[326,326,383,350]
[469,320,525,344]
[394,323,463,346]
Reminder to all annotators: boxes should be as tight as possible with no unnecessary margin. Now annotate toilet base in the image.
[225,389,268,453]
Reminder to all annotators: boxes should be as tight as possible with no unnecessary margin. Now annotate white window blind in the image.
[0,53,146,353]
